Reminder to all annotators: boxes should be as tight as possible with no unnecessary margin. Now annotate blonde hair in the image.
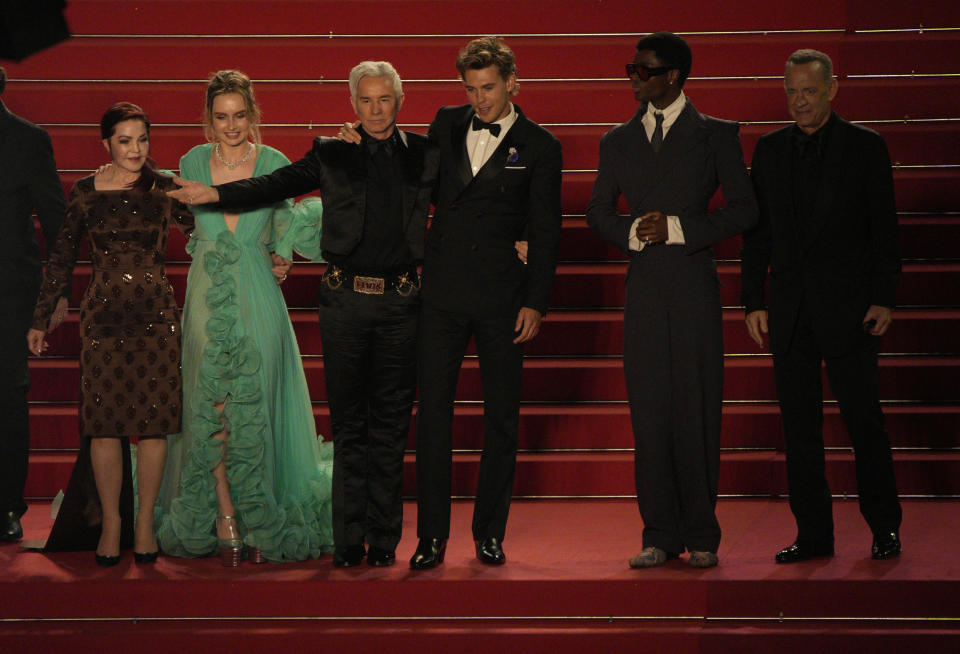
[204,69,262,144]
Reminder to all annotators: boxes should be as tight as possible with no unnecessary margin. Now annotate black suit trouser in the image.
[415,301,523,540]
[318,282,418,551]
[773,304,902,547]
[624,250,724,554]
[0,284,37,517]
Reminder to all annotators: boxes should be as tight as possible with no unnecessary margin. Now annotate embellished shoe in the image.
[217,514,243,568]
[628,546,678,568]
[688,551,719,568]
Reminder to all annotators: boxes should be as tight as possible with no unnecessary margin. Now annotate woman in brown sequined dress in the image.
[27,103,193,565]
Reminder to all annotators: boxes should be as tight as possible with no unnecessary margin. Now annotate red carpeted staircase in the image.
[2,0,959,651]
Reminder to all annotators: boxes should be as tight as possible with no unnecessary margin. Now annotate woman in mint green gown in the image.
[155,70,332,562]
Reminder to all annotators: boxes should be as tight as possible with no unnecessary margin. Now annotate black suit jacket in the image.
[421,104,562,317]
[215,131,433,262]
[0,99,65,293]
[741,114,900,356]
[587,101,758,257]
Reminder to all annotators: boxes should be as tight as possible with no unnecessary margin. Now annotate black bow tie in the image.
[472,116,501,137]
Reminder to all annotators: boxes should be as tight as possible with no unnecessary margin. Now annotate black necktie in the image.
[472,116,501,137]
[366,136,394,157]
[650,112,664,153]
[793,130,823,159]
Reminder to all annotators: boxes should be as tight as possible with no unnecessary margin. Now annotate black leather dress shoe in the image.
[333,544,366,567]
[409,538,446,570]
[775,541,834,563]
[1,511,23,542]
[871,532,902,560]
[475,537,506,565]
[367,546,396,567]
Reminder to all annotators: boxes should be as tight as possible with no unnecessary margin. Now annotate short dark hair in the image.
[100,102,158,192]
[786,49,834,82]
[456,36,519,95]
[0,66,6,95]
[635,32,693,88]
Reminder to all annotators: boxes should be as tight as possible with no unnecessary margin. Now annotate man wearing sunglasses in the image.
[587,32,758,569]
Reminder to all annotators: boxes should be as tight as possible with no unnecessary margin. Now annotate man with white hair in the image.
[169,61,434,568]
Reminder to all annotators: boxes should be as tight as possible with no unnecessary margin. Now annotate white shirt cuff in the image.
[666,215,685,245]
[628,217,645,252]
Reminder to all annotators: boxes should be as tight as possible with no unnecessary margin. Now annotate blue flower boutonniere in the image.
[507,147,519,164]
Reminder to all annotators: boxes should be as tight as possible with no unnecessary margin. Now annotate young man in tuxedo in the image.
[587,32,758,569]
[409,37,562,569]
[0,66,66,541]
[169,61,434,568]
[741,49,902,563]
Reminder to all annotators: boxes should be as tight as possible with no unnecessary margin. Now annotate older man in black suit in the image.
[408,37,562,569]
[170,61,434,568]
[587,32,758,569]
[0,65,66,541]
[741,49,902,563]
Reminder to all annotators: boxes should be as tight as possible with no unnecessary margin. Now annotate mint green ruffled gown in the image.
[155,144,333,561]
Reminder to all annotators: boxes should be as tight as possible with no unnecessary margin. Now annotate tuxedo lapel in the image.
[398,130,420,224]
[803,118,846,249]
[769,130,801,245]
[451,110,474,192]
[634,102,707,207]
[472,114,528,186]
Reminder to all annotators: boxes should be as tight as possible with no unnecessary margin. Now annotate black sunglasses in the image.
[625,63,674,81]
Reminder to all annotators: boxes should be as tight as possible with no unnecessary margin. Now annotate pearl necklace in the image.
[215,142,254,168]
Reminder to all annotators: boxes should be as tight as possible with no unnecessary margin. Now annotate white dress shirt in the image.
[466,103,518,175]
[628,92,688,251]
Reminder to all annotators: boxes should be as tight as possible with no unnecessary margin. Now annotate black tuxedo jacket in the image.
[215,131,433,262]
[421,104,562,317]
[0,100,65,292]
[587,101,757,256]
[741,114,900,356]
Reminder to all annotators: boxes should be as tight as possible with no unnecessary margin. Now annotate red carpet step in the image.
[2,499,958,654]
[23,449,960,500]
[26,401,960,453]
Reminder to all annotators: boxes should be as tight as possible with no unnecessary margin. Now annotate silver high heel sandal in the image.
[217,514,243,567]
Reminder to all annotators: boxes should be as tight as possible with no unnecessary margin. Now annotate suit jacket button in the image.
[470,244,478,251]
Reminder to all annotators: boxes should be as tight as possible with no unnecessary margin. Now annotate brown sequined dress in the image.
[32,174,194,440]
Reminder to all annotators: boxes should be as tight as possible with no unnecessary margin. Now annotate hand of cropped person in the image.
[167,176,220,205]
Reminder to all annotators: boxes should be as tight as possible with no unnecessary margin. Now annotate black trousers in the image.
[624,248,724,555]
[0,284,38,517]
[773,303,902,547]
[415,302,523,541]
[318,281,418,551]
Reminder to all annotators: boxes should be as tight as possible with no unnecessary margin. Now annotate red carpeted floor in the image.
[2,499,959,652]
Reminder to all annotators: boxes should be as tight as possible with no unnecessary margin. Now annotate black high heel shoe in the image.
[95,553,121,567]
[133,551,159,564]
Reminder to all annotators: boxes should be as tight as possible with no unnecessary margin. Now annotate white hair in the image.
[348,61,403,100]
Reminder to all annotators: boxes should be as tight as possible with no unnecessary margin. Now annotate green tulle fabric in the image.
[155,144,332,561]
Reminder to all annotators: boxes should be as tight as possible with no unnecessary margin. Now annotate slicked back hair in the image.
[348,61,403,102]
[456,36,520,96]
